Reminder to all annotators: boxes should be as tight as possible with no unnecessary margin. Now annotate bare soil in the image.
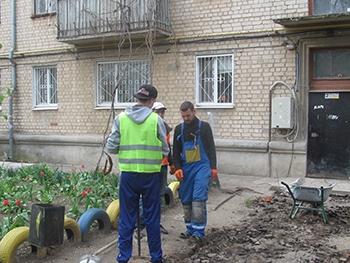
[13,182,350,263]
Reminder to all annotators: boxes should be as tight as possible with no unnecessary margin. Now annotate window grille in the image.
[33,66,57,108]
[196,54,234,106]
[96,60,150,107]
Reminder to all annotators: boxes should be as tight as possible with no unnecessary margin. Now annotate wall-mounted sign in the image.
[325,93,339,99]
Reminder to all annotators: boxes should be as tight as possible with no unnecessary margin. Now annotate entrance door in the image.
[307,92,350,179]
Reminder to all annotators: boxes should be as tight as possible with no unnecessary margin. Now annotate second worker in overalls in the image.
[172,101,218,242]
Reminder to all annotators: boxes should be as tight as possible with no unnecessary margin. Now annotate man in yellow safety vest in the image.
[106,84,169,263]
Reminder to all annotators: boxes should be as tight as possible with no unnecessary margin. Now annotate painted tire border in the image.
[168,181,180,196]
[0,183,180,262]
[0,226,29,263]
[77,208,111,241]
[106,199,120,230]
[64,217,82,244]
[164,186,174,207]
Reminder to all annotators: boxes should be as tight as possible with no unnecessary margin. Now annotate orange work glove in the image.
[169,164,176,175]
[175,169,184,181]
[211,169,218,180]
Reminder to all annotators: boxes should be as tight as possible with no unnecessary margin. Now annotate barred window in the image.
[196,54,234,107]
[96,60,150,107]
[33,66,57,108]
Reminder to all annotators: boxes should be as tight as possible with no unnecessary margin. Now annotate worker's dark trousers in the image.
[136,165,168,231]
[117,171,162,263]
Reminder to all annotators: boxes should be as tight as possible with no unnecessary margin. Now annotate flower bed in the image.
[0,163,119,239]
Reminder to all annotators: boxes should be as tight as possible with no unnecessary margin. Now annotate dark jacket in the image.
[172,117,217,170]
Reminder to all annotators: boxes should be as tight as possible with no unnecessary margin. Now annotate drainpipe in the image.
[8,0,16,160]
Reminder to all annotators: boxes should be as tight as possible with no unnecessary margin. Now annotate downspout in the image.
[8,0,16,160]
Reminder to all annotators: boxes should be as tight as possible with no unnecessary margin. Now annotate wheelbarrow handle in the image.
[281,181,296,202]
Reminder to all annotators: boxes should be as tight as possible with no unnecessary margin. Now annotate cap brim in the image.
[133,94,150,99]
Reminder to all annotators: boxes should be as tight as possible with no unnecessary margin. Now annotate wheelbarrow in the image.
[281,178,336,223]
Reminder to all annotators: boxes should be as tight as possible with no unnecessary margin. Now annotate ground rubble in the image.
[165,191,350,263]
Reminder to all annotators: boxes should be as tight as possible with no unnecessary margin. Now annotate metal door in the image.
[307,92,350,179]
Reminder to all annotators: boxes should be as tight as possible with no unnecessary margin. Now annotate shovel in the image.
[78,197,142,263]
[78,239,118,263]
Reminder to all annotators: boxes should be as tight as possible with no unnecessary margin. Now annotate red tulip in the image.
[40,171,44,175]
[3,200,9,206]
[16,200,21,206]
[87,189,91,193]
[81,191,86,197]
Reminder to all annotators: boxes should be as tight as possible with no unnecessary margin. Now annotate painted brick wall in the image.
[0,0,308,140]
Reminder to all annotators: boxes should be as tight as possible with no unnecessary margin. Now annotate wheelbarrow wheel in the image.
[312,202,320,216]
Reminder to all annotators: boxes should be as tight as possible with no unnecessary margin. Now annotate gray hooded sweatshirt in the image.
[106,104,169,158]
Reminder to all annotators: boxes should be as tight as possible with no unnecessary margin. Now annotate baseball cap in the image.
[133,84,158,99]
[152,102,167,110]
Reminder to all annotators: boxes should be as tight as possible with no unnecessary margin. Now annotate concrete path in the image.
[1,161,350,195]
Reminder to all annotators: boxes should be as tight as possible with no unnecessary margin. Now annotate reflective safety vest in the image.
[118,112,163,173]
[161,133,171,166]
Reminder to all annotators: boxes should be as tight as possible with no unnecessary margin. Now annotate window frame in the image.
[95,60,150,109]
[195,54,234,108]
[33,0,56,15]
[32,66,58,110]
[0,68,2,111]
[309,0,350,15]
[309,48,350,91]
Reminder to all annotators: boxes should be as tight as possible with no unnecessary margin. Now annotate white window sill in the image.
[195,103,235,109]
[32,107,58,111]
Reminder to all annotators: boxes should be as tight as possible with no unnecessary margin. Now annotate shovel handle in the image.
[92,239,118,256]
[137,198,141,257]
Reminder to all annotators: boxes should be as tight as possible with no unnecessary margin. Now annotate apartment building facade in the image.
[0,0,350,178]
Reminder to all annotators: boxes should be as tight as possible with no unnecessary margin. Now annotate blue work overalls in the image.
[177,121,211,237]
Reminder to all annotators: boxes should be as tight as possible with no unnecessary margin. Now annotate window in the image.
[34,0,56,15]
[0,69,2,111]
[311,0,350,15]
[33,66,57,108]
[196,54,234,107]
[96,60,150,107]
[313,49,350,78]
[310,48,350,90]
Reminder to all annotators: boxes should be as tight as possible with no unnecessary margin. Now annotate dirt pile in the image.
[166,192,350,263]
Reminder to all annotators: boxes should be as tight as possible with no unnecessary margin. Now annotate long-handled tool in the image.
[78,239,118,263]
[137,195,141,257]
[79,197,142,263]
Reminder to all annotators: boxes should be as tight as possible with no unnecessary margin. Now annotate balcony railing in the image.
[57,0,171,45]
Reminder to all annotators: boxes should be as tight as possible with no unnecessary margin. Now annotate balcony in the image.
[57,0,171,46]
